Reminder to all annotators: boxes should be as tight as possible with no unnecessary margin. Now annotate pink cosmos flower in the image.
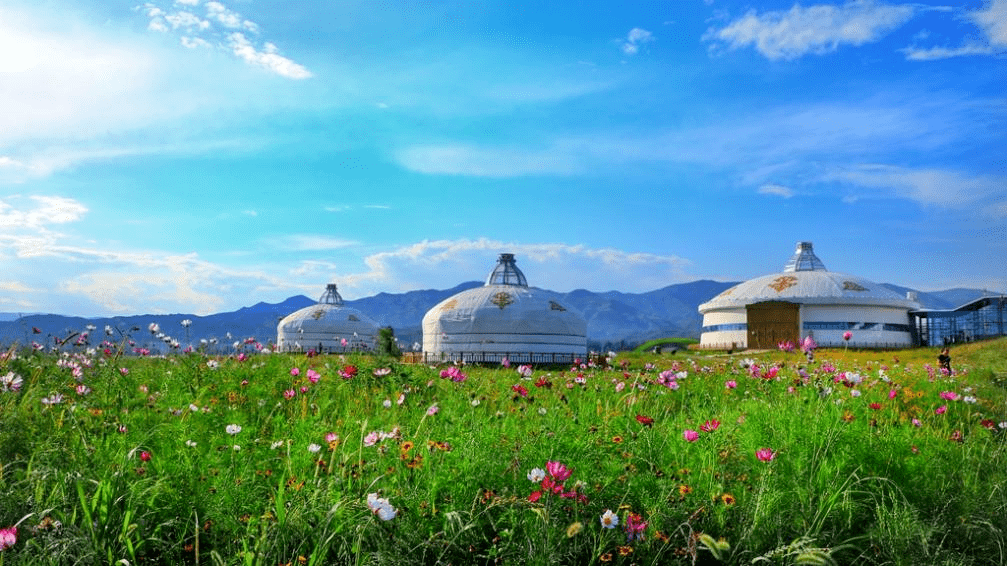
[325,432,338,443]
[939,391,959,401]
[700,419,720,433]
[0,526,16,551]
[426,404,439,416]
[683,429,699,442]
[440,366,467,382]
[512,384,529,397]
[372,368,391,377]
[755,448,776,462]
[300,386,309,394]
[725,380,737,389]
[307,369,321,383]
[546,460,573,481]
[339,365,358,379]
[283,389,296,400]
[625,512,648,541]
[290,367,300,377]
[501,357,511,368]
[843,331,853,341]
[889,389,897,399]
[935,405,947,415]
[912,418,922,427]
[517,365,534,378]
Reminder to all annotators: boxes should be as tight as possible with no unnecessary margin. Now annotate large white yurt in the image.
[422,253,587,363]
[276,284,380,353]
[698,242,920,350]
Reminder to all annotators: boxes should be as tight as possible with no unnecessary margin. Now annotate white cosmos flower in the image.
[226,424,242,435]
[527,468,546,483]
[308,443,321,453]
[366,493,397,521]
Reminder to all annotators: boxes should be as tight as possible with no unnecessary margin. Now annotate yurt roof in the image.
[699,242,920,312]
[278,284,379,334]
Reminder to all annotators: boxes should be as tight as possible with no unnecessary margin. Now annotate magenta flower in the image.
[307,369,321,383]
[755,448,776,462]
[290,367,300,377]
[338,365,358,379]
[625,512,648,541]
[140,451,151,462]
[511,384,529,397]
[546,460,573,481]
[939,391,959,401]
[0,525,16,551]
[725,380,737,389]
[517,364,534,378]
[889,389,897,399]
[683,429,699,442]
[426,403,439,416]
[935,405,947,415]
[283,389,296,399]
[843,331,853,341]
[700,419,720,433]
[439,366,468,382]
[501,358,511,368]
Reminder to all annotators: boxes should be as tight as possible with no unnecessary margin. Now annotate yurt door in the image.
[747,301,799,349]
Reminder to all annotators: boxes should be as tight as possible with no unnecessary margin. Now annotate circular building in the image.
[698,242,920,350]
[276,284,380,353]
[422,253,587,363]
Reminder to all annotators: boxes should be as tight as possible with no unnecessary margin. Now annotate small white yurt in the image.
[276,284,380,353]
[422,253,587,363]
[698,242,920,350]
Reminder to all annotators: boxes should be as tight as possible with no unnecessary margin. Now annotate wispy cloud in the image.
[758,183,794,198]
[141,0,311,79]
[823,164,1004,208]
[703,1,923,60]
[621,28,655,55]
[395,144,583,177]
[902,0,1007,60]
[902,43,994,60]
[272,235,358,252]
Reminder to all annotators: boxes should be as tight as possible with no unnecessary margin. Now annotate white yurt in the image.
[422,253,587,363]
[276,284,380,353]
[698,242,920,350]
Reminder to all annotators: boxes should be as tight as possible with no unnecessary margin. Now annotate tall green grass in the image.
[0,338,1005,564]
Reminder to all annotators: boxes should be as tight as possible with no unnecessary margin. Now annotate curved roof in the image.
[699,242,920,312]
[277,284,380,349]
[423,254,586,354]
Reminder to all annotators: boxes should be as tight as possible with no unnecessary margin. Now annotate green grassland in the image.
[1,336,1006,565]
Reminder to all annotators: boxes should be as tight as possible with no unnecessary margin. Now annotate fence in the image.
[403,351,584,365]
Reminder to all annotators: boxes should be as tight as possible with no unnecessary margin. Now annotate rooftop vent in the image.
[486,253,528,287]
[783,241,828,272]
[318,283,344,305]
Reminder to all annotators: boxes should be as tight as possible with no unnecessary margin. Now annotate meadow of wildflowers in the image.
[0,331,1006,565]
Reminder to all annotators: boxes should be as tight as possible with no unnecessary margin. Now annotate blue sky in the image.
[1,0,1004,316]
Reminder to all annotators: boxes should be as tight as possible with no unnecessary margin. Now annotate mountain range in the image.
[0,281,999,352]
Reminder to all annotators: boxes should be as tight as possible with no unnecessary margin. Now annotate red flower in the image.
[635,414,654,427]
[338,365,358,379]
[512,384,529,397]
[625,512,648,541]
[700,419,720,433]
[140,451,151,462]
[527,490,542,503]
[869,402,882,410]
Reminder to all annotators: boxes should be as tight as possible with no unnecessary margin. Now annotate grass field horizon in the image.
[2,331,1006,565]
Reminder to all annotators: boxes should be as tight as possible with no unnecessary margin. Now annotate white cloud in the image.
[395,143,582,177]
[902,43,994,60]
[704,1,919,60]
[903,0,1007,60]
[0,196,88,230]
[227,33,313,79]
[621,27,655,55]
[272,235,358,252]
[205,1,257,32]
[335,238,693,296]
[139,1,309,79]
[824,164,1003,208]
[971,0,1007,46]
[758,183,795,198]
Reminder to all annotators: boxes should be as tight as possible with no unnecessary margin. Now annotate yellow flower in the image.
[566,522,583,537]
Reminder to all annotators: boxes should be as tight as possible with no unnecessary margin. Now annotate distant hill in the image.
[0,281,999,352]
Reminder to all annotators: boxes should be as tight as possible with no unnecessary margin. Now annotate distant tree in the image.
[376,327,401,359]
